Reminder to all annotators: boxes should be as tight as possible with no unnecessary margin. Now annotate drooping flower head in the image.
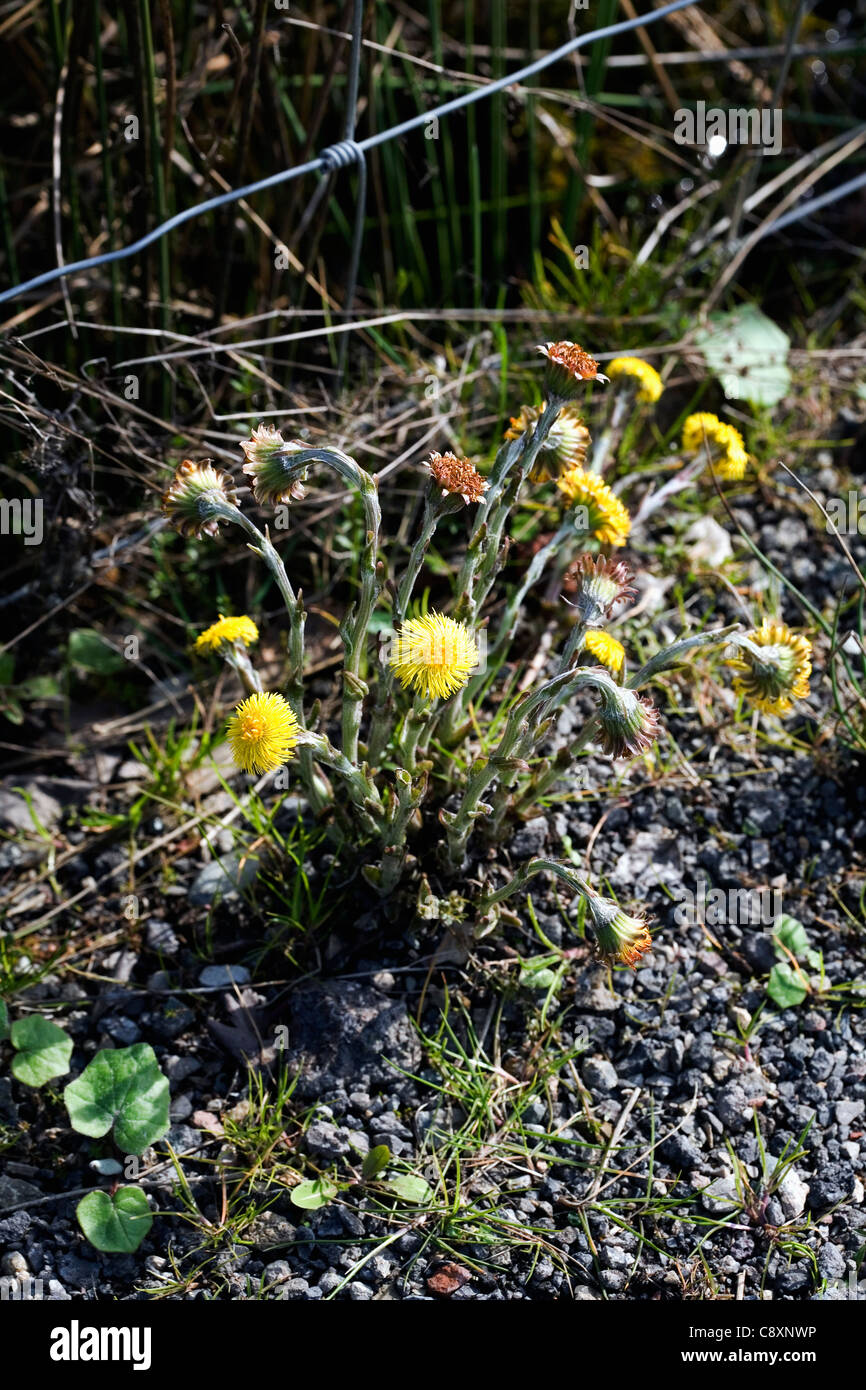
[390,613,479,701]
[194,615,259,654]
[587,670,660,758]
[162,460,239,538]
[504,403,591,482]
[537,341,609,402]
[565,554,636,625]
[583,629,625,675]
[227,691,301,774]
[682,413,748,481]
[556,466,631,547]
[606,356,663,404]
[725,619,812,717]
[424,451,488,505]
[584,891,653,969]
[241,425,308,505]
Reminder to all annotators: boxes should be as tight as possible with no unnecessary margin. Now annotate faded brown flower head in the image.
[241,425,307,506]
[591,675,660,759]
[162,459,239,539]
[538,341,609,401]
[504,403,591,482]
[565,554,636,625]
[425,451,489,505]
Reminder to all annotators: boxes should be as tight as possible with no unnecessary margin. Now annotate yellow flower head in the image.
[390,613,478,701]
[162,459,239,538]
[606,357,663,403]
[682,413,723,453]
[682,413,748,481]
[504,403,591,482]
[195,615,259,653]
[227,692,301,774]
[712,422,748,481]
[584,629,625,675]
[556,466,631,547]
[726,619,812,717]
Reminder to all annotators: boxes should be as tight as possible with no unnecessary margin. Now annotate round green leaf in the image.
[67,628,125,675]
[772,914,810,957]
[361,1144,391,1180]
[63,1044,170,1154]
[77,1187,153,1253]
[10,1016,73,1087]
[381,1174,433,1204]
[290,1178,340,1210]
[694,305,791,406]
[767,962,808,1010]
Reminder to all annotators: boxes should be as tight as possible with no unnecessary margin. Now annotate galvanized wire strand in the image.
[0,0,702,307]
[0,0,860,313]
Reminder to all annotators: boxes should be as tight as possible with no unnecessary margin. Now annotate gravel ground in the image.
[1,450,865,1302]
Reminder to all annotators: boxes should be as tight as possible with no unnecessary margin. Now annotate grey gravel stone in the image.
[198,964,251,988]
[189,852,260,905]
[509,817,548,859]
[146,919,180,955]
[282,980,422,1100]
[818,1244,847,1280]
[808,1161,856,1211]
[582,1056,618,1092]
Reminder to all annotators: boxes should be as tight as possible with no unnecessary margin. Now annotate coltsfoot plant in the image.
[162,340,813,968]
[0,1003,169,1254]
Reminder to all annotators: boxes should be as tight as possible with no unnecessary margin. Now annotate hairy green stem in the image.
[273,446,382,764]
[367,488,459,765]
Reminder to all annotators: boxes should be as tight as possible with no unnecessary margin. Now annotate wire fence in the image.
[1,0,863,332]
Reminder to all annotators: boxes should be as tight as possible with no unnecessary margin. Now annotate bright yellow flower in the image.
[682,413,723,453]
[195,615,259,653]
[584,629,625,674]
[712,422,748,481]
[606,357,663,403]
[227,692,301,774]
[556,466,631,548]
[726,619,812,717]
[390,613,478,701]
[682,413,748,481]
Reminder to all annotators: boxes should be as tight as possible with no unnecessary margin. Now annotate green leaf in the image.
[767,962,808,1009]
[772,914,810,958]
[63,1044,170,1154]
[0,652,15,684]
[361,1144,391,1180]
[694,305,791,406]
[518,967,558,990]
[68,628,125,675]
[0,1000,9,1040]
[18,675,61,701]
[10,1016,73,1086]
[380,1174,433,1204]
[290,1178,340,1210]
[76,1187,153,1253]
